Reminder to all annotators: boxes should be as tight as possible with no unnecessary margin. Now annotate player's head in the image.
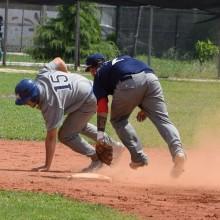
[15,79,40,106]
[85,53,105,72]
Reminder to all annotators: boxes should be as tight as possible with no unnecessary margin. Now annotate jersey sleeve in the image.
[93,77,108,100]
[41,105,64,131]
[38,61,58,76]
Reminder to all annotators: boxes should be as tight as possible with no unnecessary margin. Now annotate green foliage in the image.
[195,39,219,65]
[28,3,119,62]
[84,40,119,60]
[106,32,117,43]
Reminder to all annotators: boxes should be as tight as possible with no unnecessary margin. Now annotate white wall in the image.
[0,6,57,51]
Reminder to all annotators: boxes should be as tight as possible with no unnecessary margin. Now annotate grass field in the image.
[138,55,219,79]
[1,53,219,79]
[0,190,138,220]
[1,72,220,148]
[6,53,36,63]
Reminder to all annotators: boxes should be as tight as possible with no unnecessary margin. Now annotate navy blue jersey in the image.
[93,55,153,100]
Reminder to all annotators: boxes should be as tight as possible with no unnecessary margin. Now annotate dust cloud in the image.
[100,115,220,189]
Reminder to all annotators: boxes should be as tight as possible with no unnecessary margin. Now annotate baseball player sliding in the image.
[85,54,186,178]
[14,57,123,173]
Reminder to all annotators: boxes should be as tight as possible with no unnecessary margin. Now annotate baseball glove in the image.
[95,142,113,166]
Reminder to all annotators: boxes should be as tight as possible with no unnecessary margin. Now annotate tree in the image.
[28,3,119,62]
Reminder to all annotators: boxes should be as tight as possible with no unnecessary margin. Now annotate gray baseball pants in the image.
[110,72,184,163]
[58,93,117,157]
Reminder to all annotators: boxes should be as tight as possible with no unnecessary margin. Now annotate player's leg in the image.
[58,94,103,172]
[58,111,103,173]
[141,73,186,177]
[58,110,96,156]
[110,76,148,168]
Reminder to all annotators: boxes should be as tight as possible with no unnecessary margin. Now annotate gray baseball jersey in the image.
[35,61,93,131]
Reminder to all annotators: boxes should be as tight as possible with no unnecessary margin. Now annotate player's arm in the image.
[53,57,68,73]
[97,97,108,143]
[38,57,68,75]
[32,128,57,172]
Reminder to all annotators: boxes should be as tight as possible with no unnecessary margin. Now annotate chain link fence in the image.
[0,3,219,59]
[99,5,220,58]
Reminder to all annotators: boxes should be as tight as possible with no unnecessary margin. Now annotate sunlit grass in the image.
[0,190,138,220]
[1,72,220,149]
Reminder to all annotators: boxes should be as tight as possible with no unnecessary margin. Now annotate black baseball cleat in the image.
[81,159,103,173]
[170,152,186,178]
[129,159,148,169]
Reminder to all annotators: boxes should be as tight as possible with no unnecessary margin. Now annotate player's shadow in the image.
[0,168,72,173]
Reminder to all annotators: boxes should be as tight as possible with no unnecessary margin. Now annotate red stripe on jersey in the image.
[97,97,108,113]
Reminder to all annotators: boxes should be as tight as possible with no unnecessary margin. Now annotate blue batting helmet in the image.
[15,79,40,105]
[85,53,105,72]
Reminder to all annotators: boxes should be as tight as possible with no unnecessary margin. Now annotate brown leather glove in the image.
[95,142,113,166]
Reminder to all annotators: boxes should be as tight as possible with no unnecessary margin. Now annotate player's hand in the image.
[97,131,105,145]
[136,110,148,122]
[31,165,49,172]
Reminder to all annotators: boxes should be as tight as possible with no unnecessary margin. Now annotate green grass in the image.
[123,79,220,148]
[1,72,220,148]
[138,55,219,79]
[0,73,35,95]
[6,53,36,63]
[0,190,138,220]
[1,53,220,79]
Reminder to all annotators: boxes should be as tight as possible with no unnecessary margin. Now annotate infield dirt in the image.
[0,139,220,220]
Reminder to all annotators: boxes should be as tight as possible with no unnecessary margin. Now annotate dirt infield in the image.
[1,140,220,220]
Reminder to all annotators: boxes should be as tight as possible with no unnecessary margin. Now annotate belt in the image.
[120,75,132,82]
[120,71,153,82]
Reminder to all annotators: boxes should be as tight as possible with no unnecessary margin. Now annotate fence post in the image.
[174,14,179,56]
[218,54,220,78]
[3,0,8,66]
[115,6,121,47]
[148,6,154,66]
[74,0,80,71]
[133,6,143,57]
[41,5,47,25]
[20,8,24,52]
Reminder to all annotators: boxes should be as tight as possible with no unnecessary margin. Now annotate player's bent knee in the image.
[58,129,77,144]
[110,118,128,129]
